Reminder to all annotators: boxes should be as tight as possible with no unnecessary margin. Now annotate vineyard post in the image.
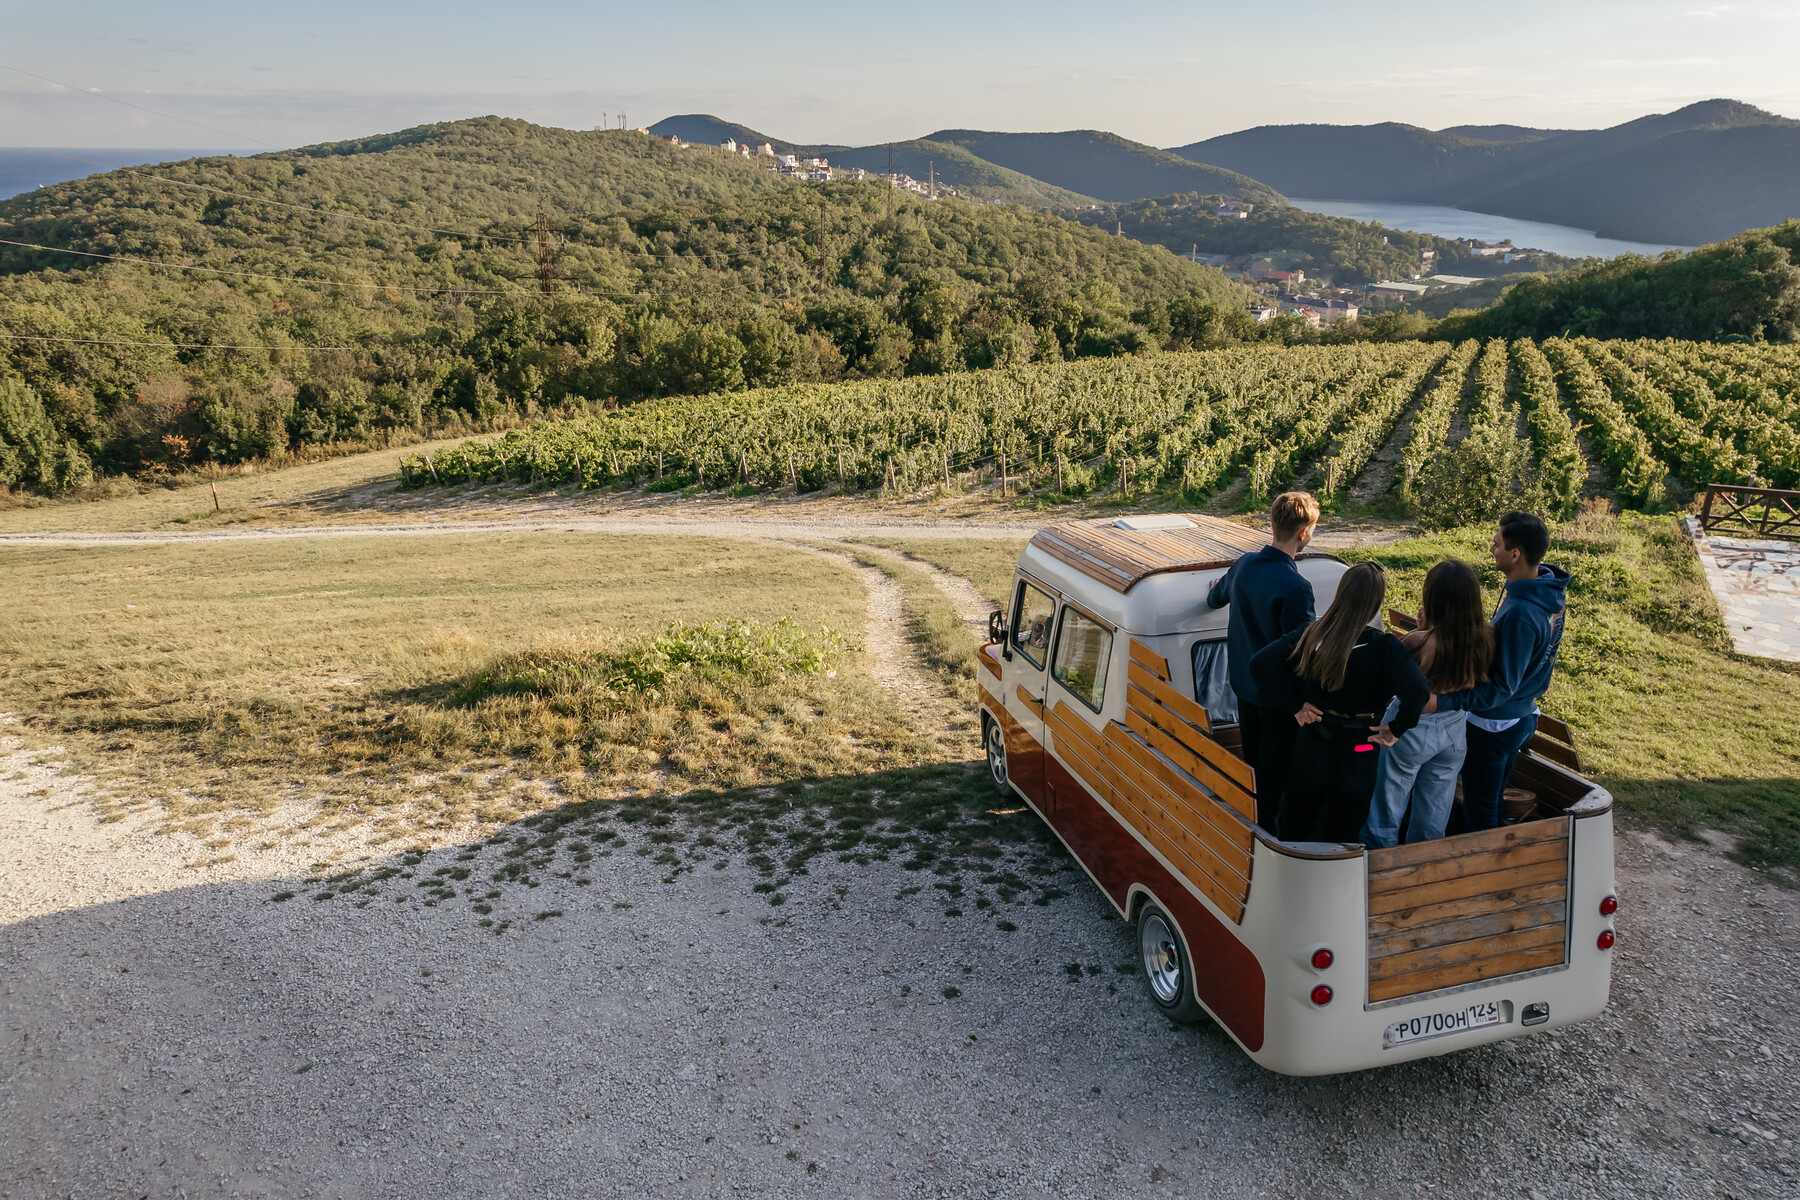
[498,454,508,482]
[1326,458,1337,497]
[998,448,1007,496]
[657,450,664,480]
[740,450,749,484]
[885,456,896,491]
[1182,455,1192,495]
[836,449,845,489]
[609,449,619,476]
[426,457,441,485]
[398,457,409,487]
[943,454,950,488]
[787,450,797,490]
[462,451,473,483]
[210,481,220,512]
[575,453,585,487]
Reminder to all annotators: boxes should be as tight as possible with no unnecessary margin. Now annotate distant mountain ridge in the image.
[1173,99,1798,244]
[920,129,1284,205]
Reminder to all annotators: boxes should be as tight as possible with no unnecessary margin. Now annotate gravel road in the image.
[4,736,1796,1200]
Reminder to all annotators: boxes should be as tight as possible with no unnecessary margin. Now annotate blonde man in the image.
[1205,490,1320,829]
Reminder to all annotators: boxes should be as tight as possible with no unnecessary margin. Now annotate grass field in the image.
[0,437,474,534]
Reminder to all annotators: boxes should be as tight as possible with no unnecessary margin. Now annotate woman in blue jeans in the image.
[1361,560,1495,847]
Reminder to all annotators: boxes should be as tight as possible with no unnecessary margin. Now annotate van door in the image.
[1000,576,1055,807]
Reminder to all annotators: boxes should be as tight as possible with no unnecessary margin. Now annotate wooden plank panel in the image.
[1128,638,1172,681]
[1104,749,1251,892]
[1368,901,1567,958]
[1127,660,1212,733]
[1367,857,1569,916]
[1046,705,1248,922]
[1126,682,1215,761]
[1528,734,1581,772]
[1369,923,1567,982]
[1014,685,1045,719]
[1536,714,1575,745]
[1124,708,1259,821]
[1369,838,1567,895]
[1369,944,1568,1003]
[978,645,1002,679]
[1369,879,1568,933]
[1120,699,1254,794]
[1104,725,1257,858]
[1106,778,1247,921]
[1366,818,1568,873]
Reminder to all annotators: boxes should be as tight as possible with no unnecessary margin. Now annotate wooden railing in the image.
[1699,483,1800,541]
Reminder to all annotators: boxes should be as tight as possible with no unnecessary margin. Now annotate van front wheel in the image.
[1138,901,1205,1023]
[983,714,1009,797]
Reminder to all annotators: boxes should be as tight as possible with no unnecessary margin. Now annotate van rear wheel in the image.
[983,714,1009,797]
[1138,901,1205,1023]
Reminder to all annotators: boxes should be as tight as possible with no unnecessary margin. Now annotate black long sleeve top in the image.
[1248,626,1431,737]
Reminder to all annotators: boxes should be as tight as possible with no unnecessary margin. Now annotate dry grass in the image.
[0,532,911,831]
[0,435,477,534]
[857,538,1029,609]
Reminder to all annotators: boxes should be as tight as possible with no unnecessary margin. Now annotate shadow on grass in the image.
[1606,775,1800,875]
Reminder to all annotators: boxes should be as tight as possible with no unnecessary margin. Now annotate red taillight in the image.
[1599,895,1618,916]
[1310,984,1333,1006]
[1596,929,1615,950]
[1311,947,1334,971]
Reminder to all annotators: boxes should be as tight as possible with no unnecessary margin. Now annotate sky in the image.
[3,0,1798,150]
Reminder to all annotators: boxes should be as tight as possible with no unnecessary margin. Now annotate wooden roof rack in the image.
[1029,515,1274,594]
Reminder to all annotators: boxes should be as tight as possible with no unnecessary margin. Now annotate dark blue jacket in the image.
[1206,545,1315,707]
[1440,564,1570,720]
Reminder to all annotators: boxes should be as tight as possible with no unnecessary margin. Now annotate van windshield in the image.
[1191,639,1239,726]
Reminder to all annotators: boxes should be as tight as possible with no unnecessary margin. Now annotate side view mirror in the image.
[989,609,1011,659]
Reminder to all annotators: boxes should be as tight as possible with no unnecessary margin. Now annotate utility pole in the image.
[1192,243,1197,262]
[619,112,627,130]
[535,208,556,294]
[886,144,895,217]
[928,160,935,200]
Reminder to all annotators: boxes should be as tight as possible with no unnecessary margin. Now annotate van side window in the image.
[1011,581,1056,668]
[1051,607,1113,712]
[1191,639,1240,726]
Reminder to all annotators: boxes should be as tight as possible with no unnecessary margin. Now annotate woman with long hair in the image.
[1361,559,1494,846]
[1249,562,1430,843]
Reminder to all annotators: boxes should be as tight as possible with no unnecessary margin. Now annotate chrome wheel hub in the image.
[1140,911,1183,1005]
[986,720,1007,787]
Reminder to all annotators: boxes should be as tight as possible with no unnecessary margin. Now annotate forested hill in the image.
[1437,220,1800,342]
[0,119,1259,491]
[1074,196,1567,285]
[924,129,1284,206]
[1175,99,1799,246]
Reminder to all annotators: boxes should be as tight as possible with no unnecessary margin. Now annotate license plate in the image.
[1383,1000,1504,1048]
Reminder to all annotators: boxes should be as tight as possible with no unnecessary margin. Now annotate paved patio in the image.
[1685,515,1800,664]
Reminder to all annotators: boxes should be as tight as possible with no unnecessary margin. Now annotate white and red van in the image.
[979,514,1616,1075]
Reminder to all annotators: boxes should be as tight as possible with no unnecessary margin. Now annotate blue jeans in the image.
[1461,714,1540,832]
[1361,709,1468,847]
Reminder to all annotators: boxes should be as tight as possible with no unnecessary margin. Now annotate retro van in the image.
[978,514,1615,1076]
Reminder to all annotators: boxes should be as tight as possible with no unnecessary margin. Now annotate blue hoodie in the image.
[1439,564,1570,721]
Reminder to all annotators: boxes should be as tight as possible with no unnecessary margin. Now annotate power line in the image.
[0,62,279,148]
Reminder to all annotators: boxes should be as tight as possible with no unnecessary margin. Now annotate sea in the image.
[0,148,244,201]
[1287,198,1690,259]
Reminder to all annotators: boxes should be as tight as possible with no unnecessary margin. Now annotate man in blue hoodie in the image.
[1434,512,1570,832]
[1206,491,1319,828]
